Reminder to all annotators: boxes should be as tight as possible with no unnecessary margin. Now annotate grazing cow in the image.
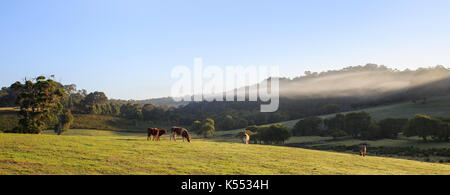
[147,128,167,141]
[359,143,367,157]
[170,126,182,141]
[155,129,167,141]
[147,128,158,141]
[170,126,191,142]
[243,132,250,144]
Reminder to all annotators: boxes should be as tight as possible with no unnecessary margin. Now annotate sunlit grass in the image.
[310,135,450,149]
[0,131,448,175]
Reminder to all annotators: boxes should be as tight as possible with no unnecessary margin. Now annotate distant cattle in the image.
[147,128,167,141]
[170,126,191,142]
[236,130,256,144]
[243,132,250,144]
[359,143,367,157]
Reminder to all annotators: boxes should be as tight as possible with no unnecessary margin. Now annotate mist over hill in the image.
[90,64,450,127]
[277,64,450,99]
[2,64,450,129]
[83,64,450,108]
[110,97,189,107]
[172,64,450,127]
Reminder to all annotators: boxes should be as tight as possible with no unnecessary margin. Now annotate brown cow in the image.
[155,129,167,141]
[147,128,158,141]
[170,126,191,142]
[147,128,167,141]
[359,143,367,157]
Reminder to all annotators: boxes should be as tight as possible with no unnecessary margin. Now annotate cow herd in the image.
[147,126,191,143]
[147,127,368,157]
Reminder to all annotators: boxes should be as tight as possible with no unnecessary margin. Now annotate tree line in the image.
[2,64,450,135]
[292,112,449,142]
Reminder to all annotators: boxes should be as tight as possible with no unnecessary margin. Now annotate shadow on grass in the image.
[116,138,141,141]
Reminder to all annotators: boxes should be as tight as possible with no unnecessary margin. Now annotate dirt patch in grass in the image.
[0,159,54,174]
[0,159,46,168]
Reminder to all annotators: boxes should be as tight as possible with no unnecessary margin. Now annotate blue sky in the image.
[1,0,450,100]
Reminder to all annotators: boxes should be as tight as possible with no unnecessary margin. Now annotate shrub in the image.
[344,111,371,137]
[256,124,291,144]
[361,122,381,140]
[378,118,408,139]
[292,116,323,136]
[329,129,347,139]
[198,118,215,137]
[54,109,74,135]
[404,114,440,141]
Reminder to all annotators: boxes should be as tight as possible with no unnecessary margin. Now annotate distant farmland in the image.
[263,95,450,129]
[0,131,448,175]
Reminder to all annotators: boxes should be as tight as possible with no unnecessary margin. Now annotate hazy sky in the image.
[1,0,450,100]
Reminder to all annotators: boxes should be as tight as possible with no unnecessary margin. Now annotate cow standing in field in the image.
[359,143,367,157]
[170,126,191,142]
[155,129,167,141]
[147,128,158,141]
[236,130,256,144]
[243,132,250,144]
[147,128,167,141]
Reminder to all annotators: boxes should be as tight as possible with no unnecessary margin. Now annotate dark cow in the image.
[359,143,367,157]
[155,129,167,141]
[147,128,167,141]
[147,128,158,141]
[170,126,191,142]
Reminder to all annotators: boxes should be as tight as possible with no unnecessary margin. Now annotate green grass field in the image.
[192,96,450,164]
[250,95,450,130]
[309,135,450,149]
[1,96,450,174]
[349,95,450,121]
[0,130,449,175]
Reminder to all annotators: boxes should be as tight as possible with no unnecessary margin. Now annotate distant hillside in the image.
[109,64,450,109]
[278,64,450,99]
[2,64,450,130]
[247,95,450,130]
[134,97,190,107]
[173,64,450,127]
[109,97,189,107]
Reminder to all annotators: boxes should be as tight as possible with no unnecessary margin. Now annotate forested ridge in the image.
[1,64,450,131]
